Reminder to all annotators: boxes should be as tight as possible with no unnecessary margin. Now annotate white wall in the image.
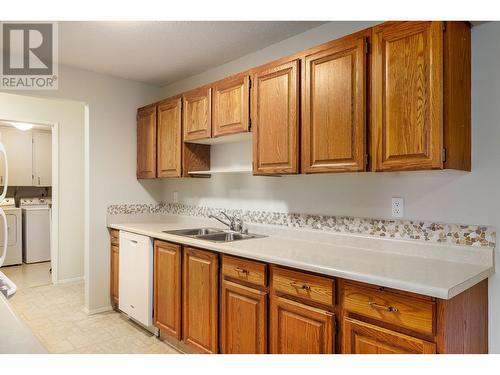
[0,92,85,281]
[162,21,378,97]
[2,65,164,312]
[160,21,500,352]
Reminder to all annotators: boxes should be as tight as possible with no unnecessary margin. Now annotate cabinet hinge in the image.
[365,154,369,166]
[365,40,370,54]
[248,77,252,89]
[442,148,447,163]
[442,21,447,32]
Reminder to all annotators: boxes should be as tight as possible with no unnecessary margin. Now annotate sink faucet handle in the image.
[220,211,233,222]
[212,211,246,233]
[233,217,247,233]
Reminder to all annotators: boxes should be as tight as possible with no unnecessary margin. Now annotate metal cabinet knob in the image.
[368,301,399,313]
[291,281,311,291]
[235,267,249,275]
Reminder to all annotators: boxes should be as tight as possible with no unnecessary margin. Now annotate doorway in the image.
[0,120,58,289]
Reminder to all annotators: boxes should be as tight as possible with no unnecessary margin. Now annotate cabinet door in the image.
[110,244,119,304]
[154,240,181,339]
[137,105,157,179]
[372,21,443,171]
[270,296,334,354]
[212,74,250,137]
[0,127,33,186]
[220,280,267,354]
[302,36,366,173]
[343,318,436,354]
[183,247,219,353]
[252,60,299,175]
[183,87,212,141]
[32,131,52,186]
[157,97,182,178]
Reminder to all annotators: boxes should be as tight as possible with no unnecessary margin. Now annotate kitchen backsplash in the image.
[107,202,496,249]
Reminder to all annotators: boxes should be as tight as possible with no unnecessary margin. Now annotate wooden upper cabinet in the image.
[183,247,219,354]
[302,35,367,173]
[157,97,182,178]
[154,240,182,340]
[372,21,443,171]
[252,60,300,175]
[442,22,471,171]
[137,22,470,176]
[270,296,334,354]
[343,318,436,354]
[183,87,212,141]
[212,74,250,137]
[136,105,157,179]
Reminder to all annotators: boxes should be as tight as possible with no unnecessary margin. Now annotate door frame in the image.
[50,121,59,284]
[0,118,60,283]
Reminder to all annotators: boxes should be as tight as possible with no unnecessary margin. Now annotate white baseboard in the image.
[54,276,84,284]
[84,305,113,315]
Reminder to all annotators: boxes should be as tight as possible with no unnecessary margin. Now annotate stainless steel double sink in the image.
[163,227,266,243]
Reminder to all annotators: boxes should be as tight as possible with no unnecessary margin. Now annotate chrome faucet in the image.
[209,211,247,233]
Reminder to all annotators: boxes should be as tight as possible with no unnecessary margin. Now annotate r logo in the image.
[2,23,53,75]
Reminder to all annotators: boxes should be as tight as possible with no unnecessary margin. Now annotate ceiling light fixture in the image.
[10,122,34,131]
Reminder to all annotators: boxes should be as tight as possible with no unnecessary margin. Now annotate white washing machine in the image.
[21,197,52,264]
[0,198,22,266]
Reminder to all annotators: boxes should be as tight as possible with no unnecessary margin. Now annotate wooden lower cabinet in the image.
[270,296,335,354]
[143,240,487,355]
[110,230,119,305]
[343,318,436,354]
[154,240,181,339]
[220,280,268,354]
[182,247,219,353]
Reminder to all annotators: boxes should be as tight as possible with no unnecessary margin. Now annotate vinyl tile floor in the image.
[1,262,52,290]
[4,264,180,354]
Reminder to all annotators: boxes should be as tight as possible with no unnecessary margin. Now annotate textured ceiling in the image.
[58,21,324,86]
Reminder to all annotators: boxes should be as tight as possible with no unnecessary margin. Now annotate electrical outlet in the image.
[173,191,179,203]
[392,197,404,218]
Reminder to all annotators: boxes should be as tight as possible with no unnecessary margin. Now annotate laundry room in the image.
[0,121,53,288]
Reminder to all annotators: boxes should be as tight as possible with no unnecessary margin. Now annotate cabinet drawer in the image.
[110,229,119,246]
[222,255,267,287]
[271,267,334,307]
[343,282,435,336]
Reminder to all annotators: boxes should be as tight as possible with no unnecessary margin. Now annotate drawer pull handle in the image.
[368,301,398,313]
[291,281,311,291]
[235,267,249,275]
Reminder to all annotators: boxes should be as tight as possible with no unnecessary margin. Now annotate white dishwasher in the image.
[119,231,153,328]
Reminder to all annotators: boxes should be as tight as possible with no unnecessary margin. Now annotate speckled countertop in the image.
[108,214,494,300]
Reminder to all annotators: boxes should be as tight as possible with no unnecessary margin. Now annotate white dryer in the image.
[0,198,22,266]
[21,197,51,264]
